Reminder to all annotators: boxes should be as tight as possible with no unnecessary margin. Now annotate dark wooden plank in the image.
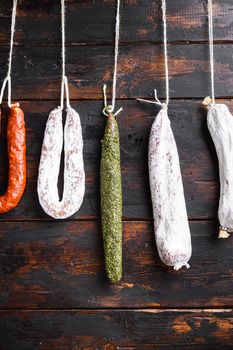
[0,44,233,100]
[1,0,233,44]
[0,99,220,220]
[0,220,232,309]
[0,309,232,349]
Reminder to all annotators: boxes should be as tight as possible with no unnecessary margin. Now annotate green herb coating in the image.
[100,113,122,282]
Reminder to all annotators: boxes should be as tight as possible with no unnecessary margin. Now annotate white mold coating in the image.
[37,106,85,219]
[207,103,233,237]
[149,107,192,269]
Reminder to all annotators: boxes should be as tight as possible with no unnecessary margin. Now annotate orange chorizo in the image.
[0,102,26,213]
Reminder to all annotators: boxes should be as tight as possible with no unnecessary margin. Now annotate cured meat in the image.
[149,106,192,270]
[100,112,122,282]
[205,102,233,238]
[37,106,85,219]
[0,103,26,213]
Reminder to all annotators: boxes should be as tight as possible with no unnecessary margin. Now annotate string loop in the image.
[60,76,71,110]
[60,0,71,110]
[102,0,122,117]
[162,0,169,107]
[103,85,122,117]
[0,0,18,108]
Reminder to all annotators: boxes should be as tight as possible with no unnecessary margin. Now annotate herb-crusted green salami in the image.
[100,112,122,282]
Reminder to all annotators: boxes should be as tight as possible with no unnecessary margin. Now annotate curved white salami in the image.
[203,1,233,238]
[37,106,85,219]
[149,107,192,270]
[206,103,233,238]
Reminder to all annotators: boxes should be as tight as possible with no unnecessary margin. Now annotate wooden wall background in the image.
[0,0,233,349]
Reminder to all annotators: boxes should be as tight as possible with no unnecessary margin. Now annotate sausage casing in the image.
[149,108,192,270]
[207,103,233,238]
[0,103,26,213]
[100,113,122,282]
[37,106,85,219]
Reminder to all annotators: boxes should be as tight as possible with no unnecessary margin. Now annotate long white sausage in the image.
[206,102,233,238]
[149,107,192,270]
[37,106,85,219]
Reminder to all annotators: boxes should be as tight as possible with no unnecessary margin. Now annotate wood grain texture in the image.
[0,0,233,44]
[0,44,233,100]
[0,1,233,348]
[0,100,220,221]
[0,220,232,309]
[0,309,232,350]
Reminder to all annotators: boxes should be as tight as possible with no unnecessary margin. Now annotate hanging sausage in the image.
[203,0,233,238]
[37,0,85,219]
[0,0,26,214]
[138,0,192,270]
[100,0,123,282]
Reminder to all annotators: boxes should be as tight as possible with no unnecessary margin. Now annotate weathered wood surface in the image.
[0,221,232,309]
[0,100,220,220]
[1,44,233,100]
[1,0,233,44]
[0,309,232,350]
[0,0,233,348]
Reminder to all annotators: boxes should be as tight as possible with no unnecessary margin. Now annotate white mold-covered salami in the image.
[149,107,192,270]
[37,106,85,219]
[206,103,233,238]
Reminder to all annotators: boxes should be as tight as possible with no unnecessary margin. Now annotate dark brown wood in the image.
[1,0,233,45]
[0,1,233,348]
[0,220,232,309]
[0,100,221,220]
[0,44,233,100]
[0,309,232,350]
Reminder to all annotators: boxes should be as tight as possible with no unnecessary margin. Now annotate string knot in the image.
[103,104,113,116]
[137,89,168,110]
[202,96,215,109]
[102,84,122,117]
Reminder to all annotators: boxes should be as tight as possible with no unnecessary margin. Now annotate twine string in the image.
[208,0,215,104]
[137,89,167,109]
[137,0,169,109]
[0,0,18,108]
[103,84,122,116]
[60,0,70,109]
[162,0,169,106]
[102,0,122,117]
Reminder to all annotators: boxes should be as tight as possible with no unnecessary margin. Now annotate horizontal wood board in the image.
[0,44,233,100]
[0,0,233,44]
[0,309,232,349]
[0,220,232,309]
